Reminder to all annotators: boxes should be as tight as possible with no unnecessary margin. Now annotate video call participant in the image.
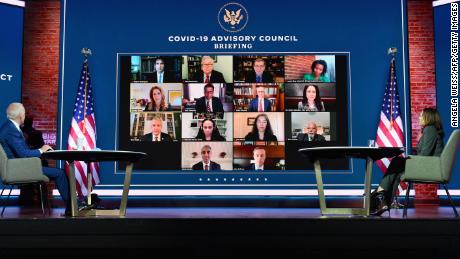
[0,103,71,215]
[245,58,274,83]
[303,60,330,82]
[152,58,177,83]
[244,113,278,142]
[195,118,225,141]
[297,84,325,111]
[195,83,224,113]
[141,116,173,142]
[144,86,171,111]
[296,122,326,142]
[248,86,272,112]
[245,147,273,170]
[192,56,226,83]
[192,145,221,171]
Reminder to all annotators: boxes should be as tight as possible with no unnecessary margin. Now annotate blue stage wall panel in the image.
[0,2,23,126]
[435,1,460,191]
[58,0,410,192]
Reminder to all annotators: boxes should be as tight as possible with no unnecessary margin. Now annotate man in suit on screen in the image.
[192,145,221,171]
[141,116,173,142]
[245,58,274,83]
[191,56,226,83]
[245,147,274,170]
[296,122,326,142]
[151,58,177,83]
[195,83,224,113]
[248,86,272,112]
[0,103,72,215]
[143,58,177,83]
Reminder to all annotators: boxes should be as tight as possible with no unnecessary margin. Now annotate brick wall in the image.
[284,56,315,80]
[22,1,60,147]
[407,0,438,204]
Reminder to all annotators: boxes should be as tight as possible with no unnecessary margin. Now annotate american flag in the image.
[65,58,100,197]
[375,57,406,191]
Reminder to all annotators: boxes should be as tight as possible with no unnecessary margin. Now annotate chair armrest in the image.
[5,157,49,184]
[402,155,442,182]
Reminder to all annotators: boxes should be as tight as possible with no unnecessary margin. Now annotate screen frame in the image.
[114,52,354,179]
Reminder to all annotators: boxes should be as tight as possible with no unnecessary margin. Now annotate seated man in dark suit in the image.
[195,83,224,113]
[296,122,326,142]
[192,145,221,171]
[141,116,173,142]
[0,103,71,215]
[248,86,271,112]
[245,147,273,170]
[191,56,226,83]
[245,58,274,83]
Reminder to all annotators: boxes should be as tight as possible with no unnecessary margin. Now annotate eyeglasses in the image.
[201,150,211,154]
[202,63,213,66]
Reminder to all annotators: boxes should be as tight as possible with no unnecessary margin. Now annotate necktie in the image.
[256,75,262,83]
[207,101,211,112]
[155,136,159,142]
[159,73,163,83]
[258,99,263,112]
[205,164,209,171]
[205,75,210,83]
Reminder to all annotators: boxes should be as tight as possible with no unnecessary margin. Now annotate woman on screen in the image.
[195,118,225,141]
[297,84,325,111]
[371,107,445,216]
[144,86,171,111]
[244,113,278,141]
[303,60,330,82]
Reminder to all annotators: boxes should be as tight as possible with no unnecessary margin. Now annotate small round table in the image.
[298,146,404,216]
[42,150,146,217]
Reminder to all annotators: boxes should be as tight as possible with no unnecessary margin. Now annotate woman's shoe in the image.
[370,192,390,216]
[371,204,390,216]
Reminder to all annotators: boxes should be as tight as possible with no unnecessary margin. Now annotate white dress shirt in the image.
[157,72,164,83]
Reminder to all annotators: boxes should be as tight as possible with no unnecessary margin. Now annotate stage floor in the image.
[1,205,459,219]
[0,200,459,258]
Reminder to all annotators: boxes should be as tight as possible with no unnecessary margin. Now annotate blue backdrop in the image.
[0,2,23,126]
[435,1,460,192]
[58,0,410,193]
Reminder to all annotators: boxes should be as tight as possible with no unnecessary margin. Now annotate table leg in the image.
[68,162,79,217]
[363,157,373,216]
[313,160,327,214]
[86,162,92,205]
[119,162,133,216]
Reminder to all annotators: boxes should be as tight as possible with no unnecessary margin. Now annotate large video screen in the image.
[118,54,349,172]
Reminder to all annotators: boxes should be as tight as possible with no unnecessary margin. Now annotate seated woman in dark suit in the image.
[144,86,171,111]
[195,118,225,141]
[297,84,325,111]
[371,107,445,216]
[244,113,278,141]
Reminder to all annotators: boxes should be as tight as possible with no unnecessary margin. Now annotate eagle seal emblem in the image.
[218,3,248,33]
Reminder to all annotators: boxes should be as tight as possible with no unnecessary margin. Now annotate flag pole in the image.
[388,47,397,128]
[81,48,92,135]
[80,48,94,199]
